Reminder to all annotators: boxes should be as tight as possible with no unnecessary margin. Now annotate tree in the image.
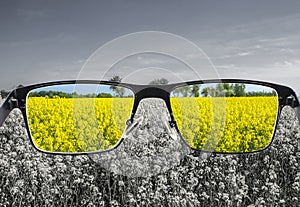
[201,87,218,97]
[109,75,125,97]
[0,89,9,99]
[201,87,209,97]
[233,84,246,97]
[191,85,200,97]
[149,78,169,85]
[223,83,234,97]
[216,83,235,97]
[215,84,224,97]
[97,93,113,98]
[172,86,192,97]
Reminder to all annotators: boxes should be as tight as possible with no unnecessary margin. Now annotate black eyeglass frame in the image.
[0,79,299,155]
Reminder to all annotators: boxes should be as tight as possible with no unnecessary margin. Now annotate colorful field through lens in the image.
[171,83,278,153]
[26,84,134,153]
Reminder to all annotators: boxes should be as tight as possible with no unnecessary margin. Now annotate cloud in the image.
[219,51,254,59]
[258,37,287,43]
[215,64,239,70]
[272,59,300,68]
[198,13,300,61]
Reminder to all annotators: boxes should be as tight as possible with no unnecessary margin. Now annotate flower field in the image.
[0,97,299,206]
[26,97,133,152]
[26,96,277,154]
[171,97,278,153]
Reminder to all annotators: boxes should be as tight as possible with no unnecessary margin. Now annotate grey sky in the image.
[1,0,300,93]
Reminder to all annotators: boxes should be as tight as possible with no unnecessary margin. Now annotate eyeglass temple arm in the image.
[0,91,15,126]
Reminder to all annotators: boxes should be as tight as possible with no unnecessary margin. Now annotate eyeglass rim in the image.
[1,79,299,155]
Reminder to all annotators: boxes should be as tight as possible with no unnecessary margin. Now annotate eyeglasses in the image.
[0,79,299,155]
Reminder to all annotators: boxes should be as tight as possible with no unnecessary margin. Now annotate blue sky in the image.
[30,84,125,96]
[1,1,300,93]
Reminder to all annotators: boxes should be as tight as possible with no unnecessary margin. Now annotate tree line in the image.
[28,91,114,98]
[29,76,128,98]
[173,83,276,97]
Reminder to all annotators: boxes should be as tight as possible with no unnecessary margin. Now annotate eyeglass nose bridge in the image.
[128,87,174,124]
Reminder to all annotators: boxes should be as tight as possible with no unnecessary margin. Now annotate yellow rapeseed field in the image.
[27,96,278,153]
[171,97,278,153]
[27,97,133,152]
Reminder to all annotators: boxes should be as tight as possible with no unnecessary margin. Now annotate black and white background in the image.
[0,1,300,206]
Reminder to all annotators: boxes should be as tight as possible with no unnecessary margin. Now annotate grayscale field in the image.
[0,97,299,206]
